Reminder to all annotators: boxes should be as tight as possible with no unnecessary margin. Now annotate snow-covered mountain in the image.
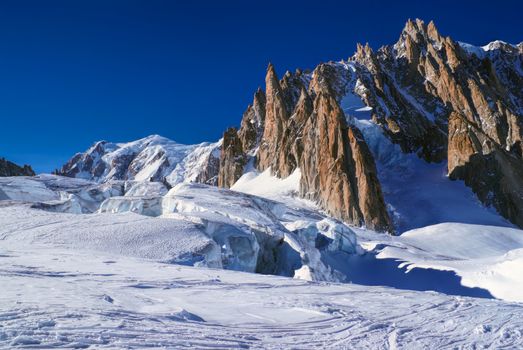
[2,18,523,348]
[56,135,221,186]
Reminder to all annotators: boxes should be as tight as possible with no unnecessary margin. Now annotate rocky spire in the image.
[218,127,246,188]
[300,91,393,232]
[238,87,266,152]
[257,63,290,173]
[426,20,442,43]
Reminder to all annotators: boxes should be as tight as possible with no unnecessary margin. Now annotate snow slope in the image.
[1,245,523,349]
[373,223,523,302]
[1,169,523,348]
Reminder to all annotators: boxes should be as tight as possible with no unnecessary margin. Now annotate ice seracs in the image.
[0,174,363,280]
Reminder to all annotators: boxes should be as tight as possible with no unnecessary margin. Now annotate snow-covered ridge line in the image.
[56,134,221,187]
[458,40,522,58]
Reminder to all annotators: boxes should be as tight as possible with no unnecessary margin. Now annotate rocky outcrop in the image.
[448,112,523,228]
[0,158,35,177]
[237,88,266,152]
[300,90,392,231]
[218,128,246,188]
[217,18,523,230]
[218,63,393,232]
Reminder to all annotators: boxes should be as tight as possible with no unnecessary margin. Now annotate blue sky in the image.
[1,0,522,173]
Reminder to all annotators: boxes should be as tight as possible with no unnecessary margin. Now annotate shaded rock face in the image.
[218,128,246,188]
[0,158,35,177]
[448,112,523,228]
[218,18,523,230]
[237,88,266,152]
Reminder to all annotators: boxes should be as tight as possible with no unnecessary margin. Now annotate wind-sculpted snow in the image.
[0,204,222,267]
[2,173,523,349]
[373,223,523,302]
[1,247,523,349]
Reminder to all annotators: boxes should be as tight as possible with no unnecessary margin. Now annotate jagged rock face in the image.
[366,19,522,161]
[346,19,523,228]
[0,158,35,177]
[448,113,523,228]
[219,64,393,232]
[237,88,266,152]
[218,128,246,188]
[257,64,291,174]
[300,92,392,231]
[58,135,221,188]
[192,149,220,186]
[218,18,523,230]
[280,69,309,113]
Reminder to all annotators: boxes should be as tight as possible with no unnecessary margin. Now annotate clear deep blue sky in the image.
[1,0,522,172]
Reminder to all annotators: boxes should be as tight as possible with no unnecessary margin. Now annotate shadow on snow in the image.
[325,252,494,299]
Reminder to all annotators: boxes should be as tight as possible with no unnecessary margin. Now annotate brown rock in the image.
[218,127,246,188]
[448,113,523,228]
[238,88,266,152]
[300,91,393,232]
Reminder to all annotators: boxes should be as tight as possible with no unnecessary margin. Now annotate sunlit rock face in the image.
[217,19,523,230]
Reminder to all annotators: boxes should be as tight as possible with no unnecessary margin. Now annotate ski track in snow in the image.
[1,173,523,348]
[1,247,523,349]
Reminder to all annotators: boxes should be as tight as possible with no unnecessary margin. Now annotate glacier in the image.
[1,167,523,347]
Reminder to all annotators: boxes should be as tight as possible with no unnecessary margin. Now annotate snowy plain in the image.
[2,245,523,349]
[1,172,523,348]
